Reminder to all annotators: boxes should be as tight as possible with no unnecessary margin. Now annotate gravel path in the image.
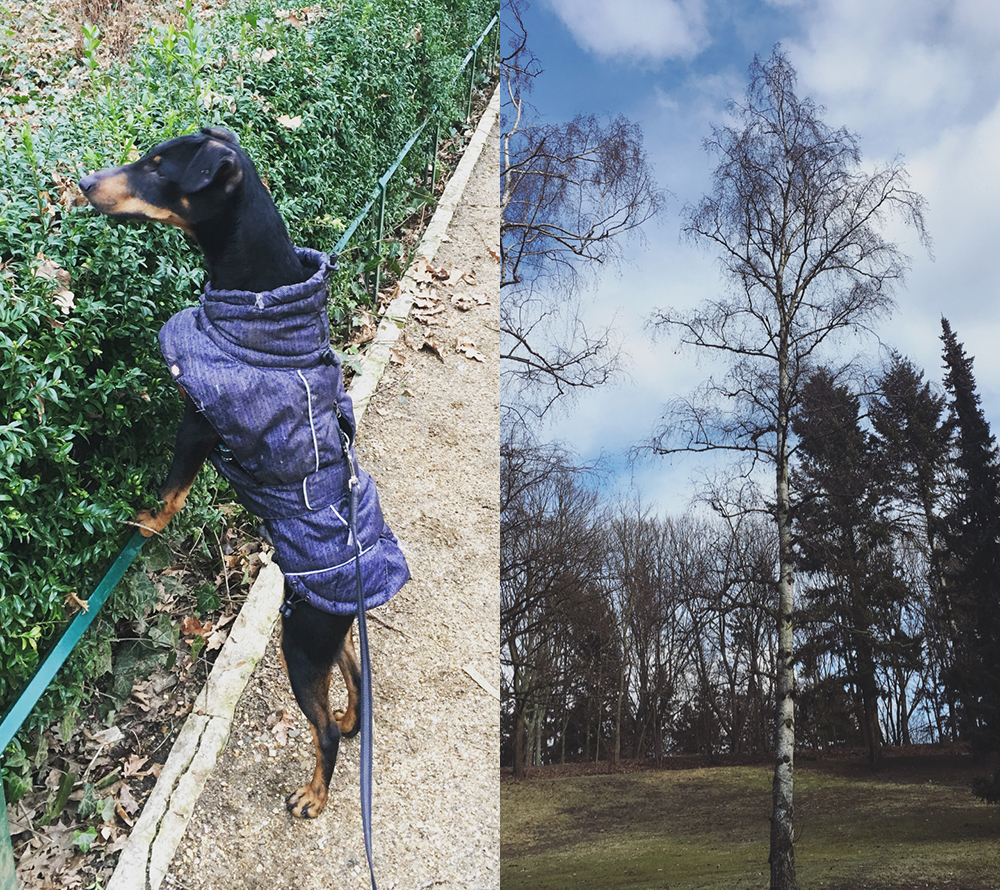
[151,105,500,890]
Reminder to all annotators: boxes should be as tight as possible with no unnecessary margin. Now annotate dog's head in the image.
[79,127,247,232]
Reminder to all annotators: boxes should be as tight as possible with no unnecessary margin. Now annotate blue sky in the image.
[508,0,1000,513]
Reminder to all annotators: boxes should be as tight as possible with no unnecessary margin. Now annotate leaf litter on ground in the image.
[10,539,266,890]
[404,257,490,360]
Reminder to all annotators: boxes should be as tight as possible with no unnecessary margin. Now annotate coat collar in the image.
[198,247,336,368]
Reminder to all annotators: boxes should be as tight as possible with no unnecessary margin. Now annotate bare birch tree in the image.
[648,47,929,890]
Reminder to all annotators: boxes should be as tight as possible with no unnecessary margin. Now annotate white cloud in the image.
[787,0,1000,150]
[893,101,1000,409]
[782,0,1000,414]
[541,232,728,512]
[545,0,709,63]
[530,0,1000,505]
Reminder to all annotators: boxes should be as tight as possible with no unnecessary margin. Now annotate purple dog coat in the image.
[158,247,410,615]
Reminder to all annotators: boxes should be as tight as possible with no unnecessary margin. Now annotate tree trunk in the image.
[897,669,912,746]
[613,659,625,763]
[771,560,797,889]
[634,717,648,760]
[857,641,882,765]
[532,710,542,766]
[560,710,569,764]
[513,697,527,778]
[770,360,797,890]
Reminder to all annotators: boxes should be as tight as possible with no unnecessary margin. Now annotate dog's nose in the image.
[79,173,97,194]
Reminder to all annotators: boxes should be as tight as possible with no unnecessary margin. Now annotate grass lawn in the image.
[501,751,1000,889]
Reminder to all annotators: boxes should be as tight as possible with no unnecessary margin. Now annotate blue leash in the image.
[340,413,378,890]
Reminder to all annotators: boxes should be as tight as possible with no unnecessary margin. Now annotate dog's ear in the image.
[200,126,239,145]
[180,138,243,195]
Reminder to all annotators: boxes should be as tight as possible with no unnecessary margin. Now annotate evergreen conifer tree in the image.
[869,354,951,741]
[939,318,1000,799]
[793,369,907,764]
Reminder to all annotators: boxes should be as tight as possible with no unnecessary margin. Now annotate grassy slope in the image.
[501,753,1000,889]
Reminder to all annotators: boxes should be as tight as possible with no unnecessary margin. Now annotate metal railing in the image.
[0,9,499,886]
[336,10,500,298]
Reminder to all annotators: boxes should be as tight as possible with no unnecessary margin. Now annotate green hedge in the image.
[0,0,495,784]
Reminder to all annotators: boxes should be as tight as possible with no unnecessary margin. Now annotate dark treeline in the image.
[501,320,1000,795]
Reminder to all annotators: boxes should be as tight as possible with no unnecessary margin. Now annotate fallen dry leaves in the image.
[348,308,379,347]
[420,335,446,362]
[403,257,490,363]
[411,256,454,284]
[181,612,234,660]
[456,338,486,362]
[267,709,296,747]
[450,293,490,312]
[11,541,266,890]
[412,294,447,325]
[32,252,75,315]
[64,591,89,613]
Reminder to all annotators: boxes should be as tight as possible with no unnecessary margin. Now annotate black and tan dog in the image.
[80,127,409,817]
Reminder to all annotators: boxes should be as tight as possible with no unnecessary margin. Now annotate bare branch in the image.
[499,5,666,419]
[502,114,665,291]
[652,48,929,460]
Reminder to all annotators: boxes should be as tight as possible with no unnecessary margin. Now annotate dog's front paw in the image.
[286,782,328,818]
[133,508,164,537]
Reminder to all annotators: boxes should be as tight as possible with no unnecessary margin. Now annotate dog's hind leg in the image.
[333,626,361,738]
[280,600,354,818]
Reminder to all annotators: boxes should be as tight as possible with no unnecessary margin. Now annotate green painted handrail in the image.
[0,531,147,756]
[0,531,146,890]
[334,10,500,296]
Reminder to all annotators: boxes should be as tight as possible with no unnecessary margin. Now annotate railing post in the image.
[431,122,440,193]
[371,182,386,299]
[467,45,478,120]
[489,8,500,75]
[0,770,16,890]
